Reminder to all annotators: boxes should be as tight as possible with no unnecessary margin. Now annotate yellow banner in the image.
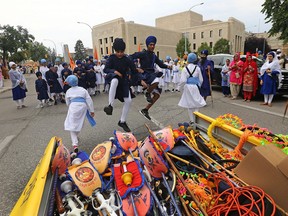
[10,137,57,216]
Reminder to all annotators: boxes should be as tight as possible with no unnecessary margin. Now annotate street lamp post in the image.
[44,39,57,56]
[184,2,204,54]
[77,21,94,57]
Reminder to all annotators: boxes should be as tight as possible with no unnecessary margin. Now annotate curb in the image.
[0,87,12,94]
[0,135,16,159]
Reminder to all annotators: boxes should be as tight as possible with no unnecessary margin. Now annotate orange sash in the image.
[89,141,112,174]
[139,138,168,179]
[113,161,144,198]
[68,160,102,197]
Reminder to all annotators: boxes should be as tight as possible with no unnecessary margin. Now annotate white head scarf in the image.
[260,51,281,76]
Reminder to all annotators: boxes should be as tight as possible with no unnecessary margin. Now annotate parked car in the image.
[207,54,288,96]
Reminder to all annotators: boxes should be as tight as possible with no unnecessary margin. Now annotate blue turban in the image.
[268,51,275,58]
[174,58,179,63]
[62,62,68,67]
[188,53,197,63]
[47,63,53,68]
[76,60,82,65]
[89,55,93,59]
[40,59,46,63]
[166,56,171,60]
[55,58,61,62]
[145,36,157,47]
[201,50,209,56]
[65,75,78,87]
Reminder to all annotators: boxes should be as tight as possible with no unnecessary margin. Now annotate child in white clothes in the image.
[178,53,206,124]
[171,58,181,92]
[64,75,95,153]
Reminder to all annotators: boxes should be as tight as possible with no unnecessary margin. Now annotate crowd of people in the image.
[4,35,284,152]
[220,51,282,106]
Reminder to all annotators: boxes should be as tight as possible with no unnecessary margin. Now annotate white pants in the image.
[0,79,3,88]
[188,108,199,123]
[70,131,80,147]
[15,98,24,107]
[109,78,132,123]
[264,94,274,104]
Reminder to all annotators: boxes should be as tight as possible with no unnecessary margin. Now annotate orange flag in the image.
[138,43,141,52]
[94,46,98,60]
[68,51,75,70]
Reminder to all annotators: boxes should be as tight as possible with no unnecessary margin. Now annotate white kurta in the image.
[94,65,104,85]
[178,63,206,108]
[56,64,64,88]
[172,65,181,84]
[39,66,49,80]
[64,86,94,132]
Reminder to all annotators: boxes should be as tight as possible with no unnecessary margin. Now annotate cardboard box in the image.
[234,144,288,212]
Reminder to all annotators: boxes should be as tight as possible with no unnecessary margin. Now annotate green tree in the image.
[244,36,271,54]
[176,37,191,58]
[213,38,230,54]
[197,42,212,55]
[0,25,35,66]
[27,41,50,62]
[74,40,86,61]
[261,0,288,42]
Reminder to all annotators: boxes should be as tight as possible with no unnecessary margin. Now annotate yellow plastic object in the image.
[10,137,57,216]
[194,112,261,146]
[121,171,133,186]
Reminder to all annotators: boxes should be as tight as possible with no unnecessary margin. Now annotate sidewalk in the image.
[0,86,12,94]
[0,74,33,94]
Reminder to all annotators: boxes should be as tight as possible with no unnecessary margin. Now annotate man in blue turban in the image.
[198,49,214,100]
[145,36,157,47]
[130,35,171,120]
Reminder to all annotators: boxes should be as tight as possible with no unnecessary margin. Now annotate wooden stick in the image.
[176,187,195,216]
[207,68,214,107]
[145,124,208,216]
[167,152,212,175]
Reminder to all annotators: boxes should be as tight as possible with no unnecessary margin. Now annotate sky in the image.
[2,0,271,56]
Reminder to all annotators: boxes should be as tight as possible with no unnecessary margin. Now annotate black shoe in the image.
[54,101,58,105]
[131,92,136,98]
[118,121,131,132]
[49,98,54,102]
[140,109,151,120]
[73,146,79,153]
[60,99,66,103]
[145,92,153,103]
[104,105,113,115]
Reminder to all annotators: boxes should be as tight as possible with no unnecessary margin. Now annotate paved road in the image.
[0,73,287,215]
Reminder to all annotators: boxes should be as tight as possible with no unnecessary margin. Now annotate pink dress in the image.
[229,60,244,85]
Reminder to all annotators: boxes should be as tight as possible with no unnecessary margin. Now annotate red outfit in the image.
[243,52,258,99]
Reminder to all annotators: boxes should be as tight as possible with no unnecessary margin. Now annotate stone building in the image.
[83,11,248,60]
[155,11,245,55]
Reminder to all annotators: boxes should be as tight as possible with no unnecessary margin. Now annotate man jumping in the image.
[130,36,171,120]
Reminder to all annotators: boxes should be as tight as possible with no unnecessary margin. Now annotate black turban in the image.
[36,71,42,77]
[113,38,126,51]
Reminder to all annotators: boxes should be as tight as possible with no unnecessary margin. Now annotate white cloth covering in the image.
[64,86,94,132]
[178,63,206,108]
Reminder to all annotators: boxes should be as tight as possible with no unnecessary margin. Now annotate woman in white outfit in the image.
[178,53,206,124]
[64,75,95,153]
